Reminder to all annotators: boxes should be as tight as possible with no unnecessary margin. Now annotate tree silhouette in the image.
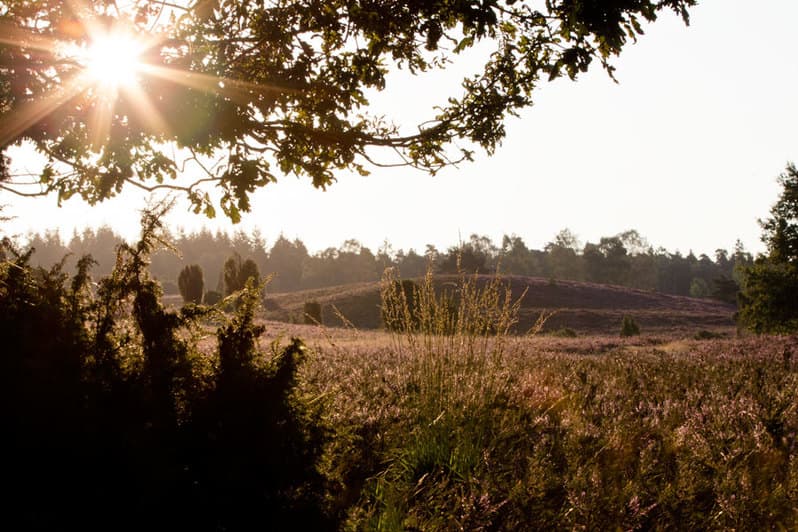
[267,236,308,292]
[583,237,630,286]
[545,229,583,281]
[223,252,260,296]
[1,0,695,219]
[439,234,496,274]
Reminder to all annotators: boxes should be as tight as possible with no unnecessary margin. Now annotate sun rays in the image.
[81,31,145,89]
[0,1,300,202]
[1,4,230,156]
[0,16,165,150]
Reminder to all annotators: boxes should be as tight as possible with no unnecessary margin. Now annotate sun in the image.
[82,32,144,89]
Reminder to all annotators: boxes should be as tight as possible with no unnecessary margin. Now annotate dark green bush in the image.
[178,263,204,304]
[304,300,322,325]
[203,289,222,305]
[620,315,640,337]
[739,260,798,333]
[694,329,725,340]
[161,279,179,294]
[550,327,578,338]
[223,253,261,296]
[263,297,281,311]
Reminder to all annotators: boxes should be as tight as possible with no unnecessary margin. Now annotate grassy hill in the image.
[261,275,737,335]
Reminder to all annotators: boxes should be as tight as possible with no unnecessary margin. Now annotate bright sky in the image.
[3,1,797,257]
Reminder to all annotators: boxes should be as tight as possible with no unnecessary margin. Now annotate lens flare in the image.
[83,33,143,88]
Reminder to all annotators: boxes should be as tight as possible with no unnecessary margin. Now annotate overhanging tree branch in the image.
[0,0,697,220]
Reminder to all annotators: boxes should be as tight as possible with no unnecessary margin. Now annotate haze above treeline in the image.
[16,225,751,303]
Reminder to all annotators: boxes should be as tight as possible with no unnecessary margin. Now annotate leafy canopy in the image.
[738,163,798,333]
[760,163,798,265]
[0,0,695,221]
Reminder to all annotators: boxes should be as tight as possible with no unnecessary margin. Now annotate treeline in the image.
[22,227,752,302]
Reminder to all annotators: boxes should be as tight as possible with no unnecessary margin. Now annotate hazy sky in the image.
[3,1,797,258]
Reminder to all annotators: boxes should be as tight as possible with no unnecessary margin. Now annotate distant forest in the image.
[20,227,751,303]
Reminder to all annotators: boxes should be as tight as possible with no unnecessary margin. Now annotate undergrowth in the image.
[0,205,332,530]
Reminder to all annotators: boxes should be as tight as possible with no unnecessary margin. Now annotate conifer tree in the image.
[177,263,204,304]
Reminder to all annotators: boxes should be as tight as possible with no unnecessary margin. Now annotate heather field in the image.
[302,329,798,529]
[246,284,798,530]
[5,234,797,529]
[258,274,736,335]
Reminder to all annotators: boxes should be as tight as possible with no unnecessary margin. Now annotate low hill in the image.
[261,275,737,335]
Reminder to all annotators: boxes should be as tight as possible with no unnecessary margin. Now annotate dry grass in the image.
[298,329,798,529]
[189,269,796,529]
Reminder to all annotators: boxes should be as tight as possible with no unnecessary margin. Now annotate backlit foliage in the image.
[1,0,695,219]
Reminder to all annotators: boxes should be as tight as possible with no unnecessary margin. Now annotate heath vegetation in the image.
[1,2,796,527]
[303,291,798,530]
[2,206,797,529]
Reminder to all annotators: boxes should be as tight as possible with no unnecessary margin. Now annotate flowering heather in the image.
[286,323,798,530]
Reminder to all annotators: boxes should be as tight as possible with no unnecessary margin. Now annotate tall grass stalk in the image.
[381,264,524,419]
[372,263,528,528]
